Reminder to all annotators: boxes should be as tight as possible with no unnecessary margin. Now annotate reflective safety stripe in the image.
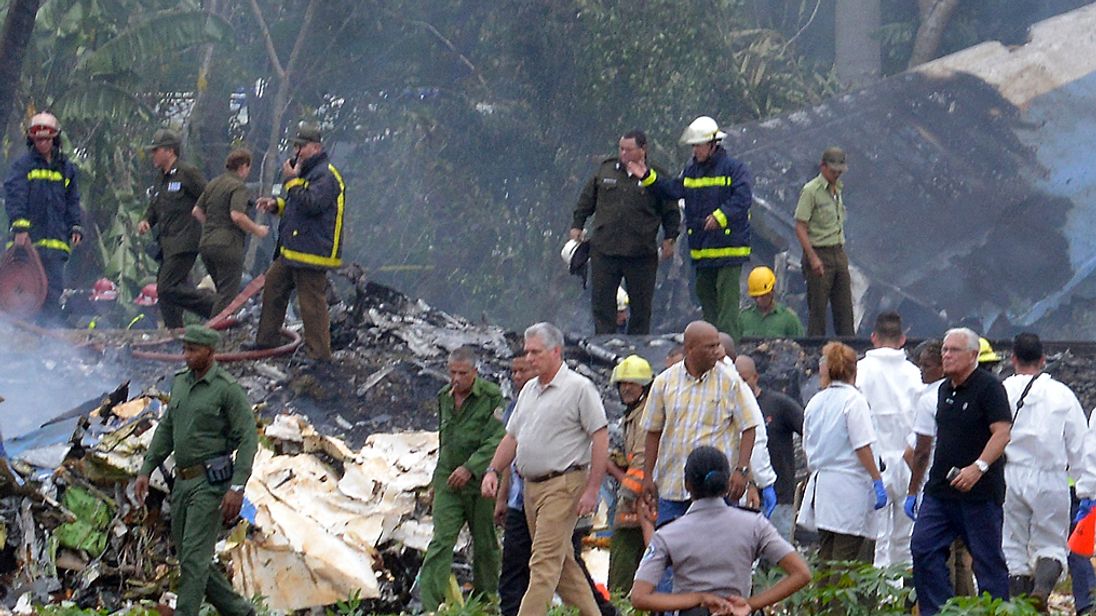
[640,169,657,187]
[35,238,72,253]
[11,218,31,230]
[683,176,732,188]
[27,169,62,182]
[284,177,309,191]
[690,246,750,260]
[127,314,146,329]
[275,197,286,216]
[280,163,346,268]
[711,209,728,228]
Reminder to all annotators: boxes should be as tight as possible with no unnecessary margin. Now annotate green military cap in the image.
[290,123,322,146]
[145,128,181,151]
[822,146,847,172]
[180,324,221,348]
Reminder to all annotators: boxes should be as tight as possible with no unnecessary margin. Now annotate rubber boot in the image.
[1031,557,1062,612]
[1009,574,1034,599]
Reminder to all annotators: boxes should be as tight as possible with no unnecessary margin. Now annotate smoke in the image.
[0,321,133,440]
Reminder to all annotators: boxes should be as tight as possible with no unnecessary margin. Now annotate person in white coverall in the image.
[1000,333,1087,608]
[855,311,923,567]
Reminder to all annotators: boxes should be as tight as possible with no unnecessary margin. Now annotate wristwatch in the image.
[973,459,990,473]
[230,484,245,493]
[735,466,750,476]
[484,467,498,476]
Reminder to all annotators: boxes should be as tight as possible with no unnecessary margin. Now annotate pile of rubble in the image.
[27,275,1096,613]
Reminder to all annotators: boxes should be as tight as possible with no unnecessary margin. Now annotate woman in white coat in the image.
[798,341,888,563]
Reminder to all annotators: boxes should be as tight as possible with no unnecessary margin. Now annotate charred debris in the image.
[2,272,1095,613]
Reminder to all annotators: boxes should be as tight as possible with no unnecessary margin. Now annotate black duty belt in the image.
[526,464,588,484]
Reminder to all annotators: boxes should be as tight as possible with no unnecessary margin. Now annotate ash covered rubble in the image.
[9,274,1096,613]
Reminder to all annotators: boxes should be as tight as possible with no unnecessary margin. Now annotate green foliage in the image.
[937,592,1040,615]
[326,588,365,616]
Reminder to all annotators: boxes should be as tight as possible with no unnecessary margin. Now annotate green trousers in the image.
[607,526,645,594]
[157,250,215,329]
[419,480,500,611]
[170,476,252,616]
[694,264,742,340]
[200,242,245,317]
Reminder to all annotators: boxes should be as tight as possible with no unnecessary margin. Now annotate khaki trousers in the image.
[519,470,600,616]
[256,257,331,360]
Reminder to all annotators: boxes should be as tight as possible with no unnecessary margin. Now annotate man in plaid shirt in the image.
[642,320,761,529]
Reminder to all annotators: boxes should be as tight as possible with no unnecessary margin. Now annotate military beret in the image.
[180,324,220,348]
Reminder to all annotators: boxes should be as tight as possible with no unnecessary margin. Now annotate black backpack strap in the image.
[1012,373,1041,422]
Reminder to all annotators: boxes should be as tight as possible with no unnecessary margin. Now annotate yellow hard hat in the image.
[611,354,653,386]
[747,266,776,297]
[978,337,1001,364]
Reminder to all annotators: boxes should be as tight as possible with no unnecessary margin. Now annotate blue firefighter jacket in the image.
[4,147,82,254]
[273,151,346,269]
[640,145,752,268]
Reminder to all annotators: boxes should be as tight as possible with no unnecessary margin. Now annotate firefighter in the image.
[626,116,753,340]
[607,354,655,594]
[253,123,346,362]
[3,112,83,325]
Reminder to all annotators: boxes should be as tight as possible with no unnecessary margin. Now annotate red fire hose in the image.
[130,273,304,362]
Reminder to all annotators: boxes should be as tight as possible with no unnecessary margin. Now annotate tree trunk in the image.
[908,0,961,68]
[834,0,881,89]
[0,0,42,136]
[243,0,320,272]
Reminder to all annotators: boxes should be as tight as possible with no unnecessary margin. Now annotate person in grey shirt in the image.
[481,322,609,616]
[631,446,810,615]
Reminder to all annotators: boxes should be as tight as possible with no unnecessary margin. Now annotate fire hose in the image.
[130,273,303,362]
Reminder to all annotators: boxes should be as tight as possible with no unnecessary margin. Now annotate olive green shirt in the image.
[740,302,805,338]
[196,172,249,251]
[144,161,207,257]
[140,362,258,486]
[434,377,506,485]
[573,157,680,257]
[793,173,845,247]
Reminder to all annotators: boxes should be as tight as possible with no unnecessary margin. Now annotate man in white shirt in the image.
[1000,333,1087,609]
[856,311,922,567]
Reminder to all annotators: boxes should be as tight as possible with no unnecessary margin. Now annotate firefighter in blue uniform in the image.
[627,116,753,340]
[4,112,82,324]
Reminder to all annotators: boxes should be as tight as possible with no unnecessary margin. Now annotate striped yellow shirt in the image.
[643,360,763,500]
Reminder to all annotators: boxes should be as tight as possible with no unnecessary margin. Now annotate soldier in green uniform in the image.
[570,130,680,335]
[137,129,214,328]
[135,325,258,616]
[193,148,269,316]
[419,346,506,611]
[740,265,804,339]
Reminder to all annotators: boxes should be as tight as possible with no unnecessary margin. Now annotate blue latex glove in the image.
[873,479,888,510]
[761,485,777,518]
[1076,498,1095,525]
[904,495,918,521]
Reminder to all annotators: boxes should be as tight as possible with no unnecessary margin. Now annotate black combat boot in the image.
[1009,574,1034,599]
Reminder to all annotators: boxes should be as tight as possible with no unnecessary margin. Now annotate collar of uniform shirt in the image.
[686,497,725,514]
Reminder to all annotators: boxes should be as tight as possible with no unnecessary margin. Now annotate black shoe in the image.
[1031,557,1062,612]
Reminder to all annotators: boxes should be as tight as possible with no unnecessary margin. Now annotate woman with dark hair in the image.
[798,341,888,564]
[192,148,269,315]
[631,446,811,615]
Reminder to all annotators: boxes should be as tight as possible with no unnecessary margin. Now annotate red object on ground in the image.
[0,243,48,318]
[595,583,611,602]
[1070,509,1096,557]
